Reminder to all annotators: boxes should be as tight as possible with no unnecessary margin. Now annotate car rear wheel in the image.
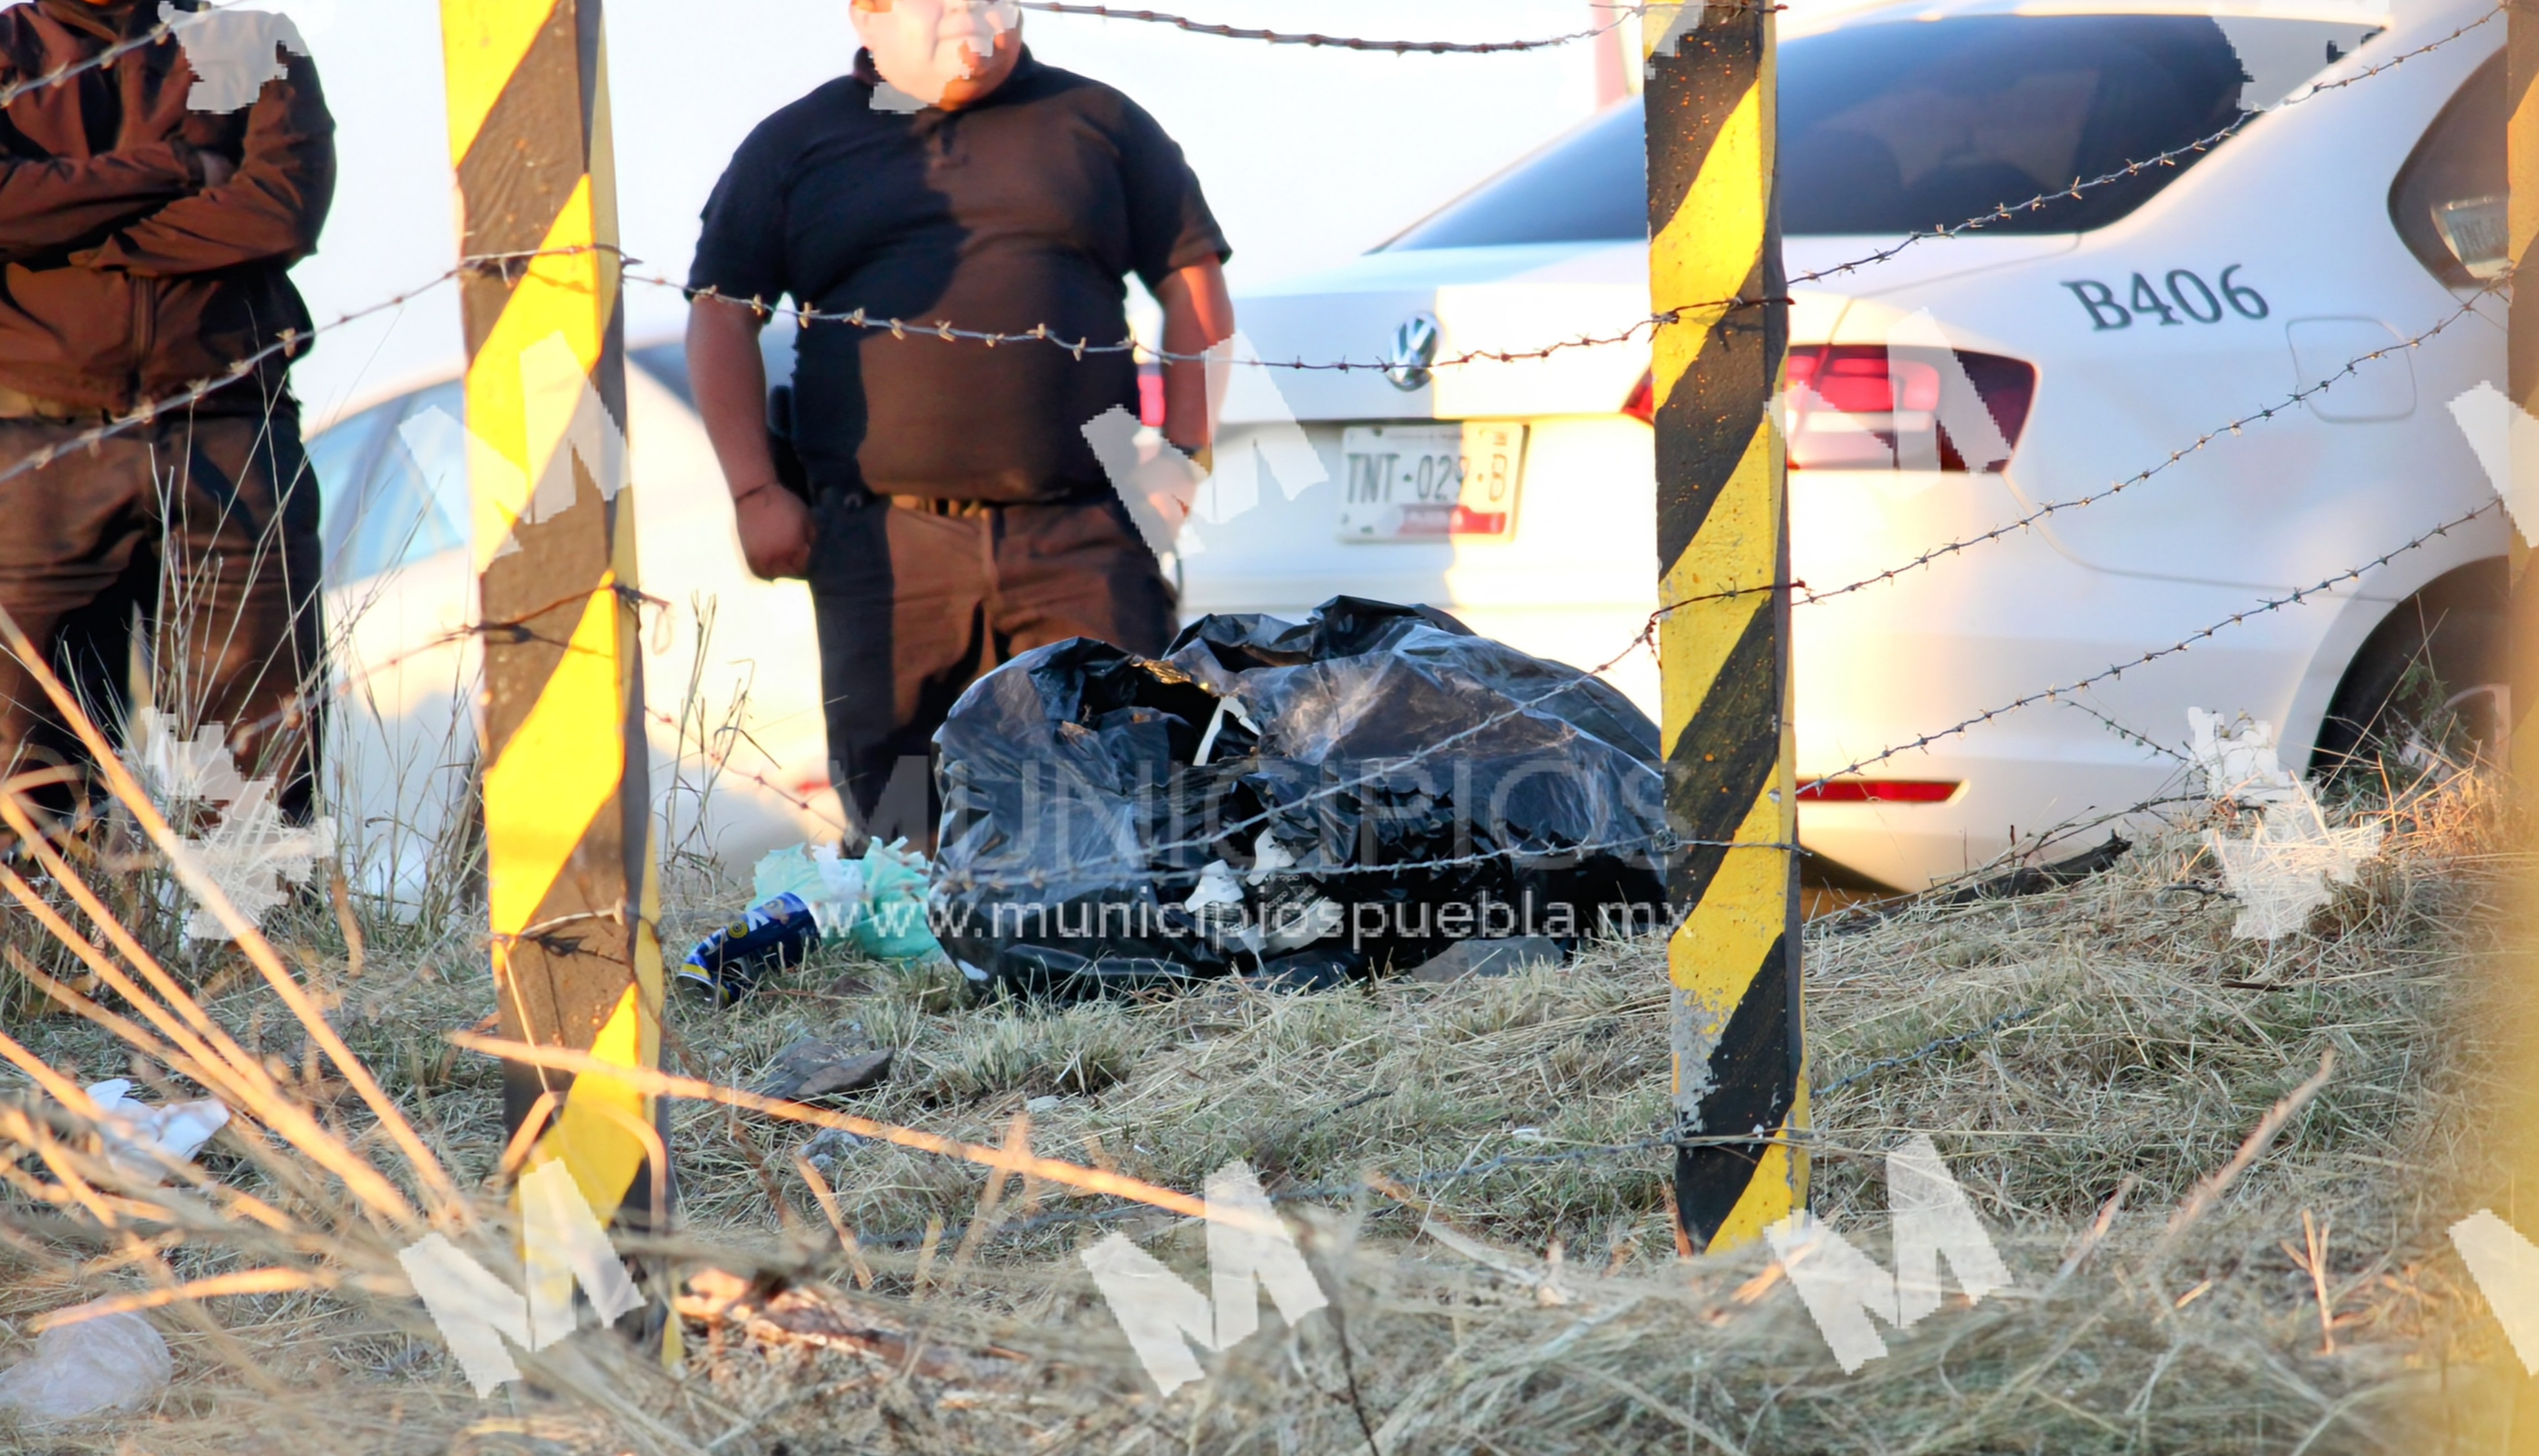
[2311,563,2506,777]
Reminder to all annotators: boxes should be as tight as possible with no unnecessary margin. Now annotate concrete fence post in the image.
[1642,0,1806,1253]
[437,0,670,1311]
[2493,0,2539,1440]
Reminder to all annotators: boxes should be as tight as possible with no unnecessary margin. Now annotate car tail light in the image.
[1796,779,1962,804]
[1783,346,2034,473]
[1623,371,1656,425]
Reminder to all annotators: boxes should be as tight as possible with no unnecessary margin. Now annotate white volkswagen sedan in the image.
[311,328,839,904]
[1188,0,2505,893]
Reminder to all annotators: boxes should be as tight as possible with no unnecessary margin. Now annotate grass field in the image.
[0,765,2528,1454]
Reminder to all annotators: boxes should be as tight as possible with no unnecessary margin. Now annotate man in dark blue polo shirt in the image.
[686,0,1232,850]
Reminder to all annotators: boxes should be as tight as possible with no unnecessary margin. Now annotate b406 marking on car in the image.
[2062,267,2268,330]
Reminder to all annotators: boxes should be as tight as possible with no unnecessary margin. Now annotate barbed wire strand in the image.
[1806,500,2503,789]
[1813,1006,2043,1095]
[1743,280,2507,613]
[804,997,2054,1256]
[1787,4,2503,284]
[0,0,262,110]
[291,479,2492,900]
[1016,0,1700,55]
[650,4,2492,373]
[0,243,631,494]
[664,274,1691,374]
[2058,700,2193,764]
[953,478,2503,892]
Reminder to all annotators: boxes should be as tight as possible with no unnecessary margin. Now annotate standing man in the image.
[686,0,1234,849]
[0,0,335,832]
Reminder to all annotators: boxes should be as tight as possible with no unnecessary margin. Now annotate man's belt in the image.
[887,495,1001,519]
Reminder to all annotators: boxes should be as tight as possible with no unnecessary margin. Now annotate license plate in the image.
[1336,423,1525,541]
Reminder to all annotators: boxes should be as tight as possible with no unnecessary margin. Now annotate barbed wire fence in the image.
[0,0,2507,1321]
[3,2,2476,953]
[224,250,2509,898]
[1012,0,1688,54]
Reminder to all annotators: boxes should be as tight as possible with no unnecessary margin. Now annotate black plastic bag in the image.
[933,598,1669,997]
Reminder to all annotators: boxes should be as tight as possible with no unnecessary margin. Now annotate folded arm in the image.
[75,53,335,277]
[0,144,198,264]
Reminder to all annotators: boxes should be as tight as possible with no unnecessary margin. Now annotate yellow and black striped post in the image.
[1644,1,1804,1253]
[2512,0,2539,781]
[2487,7,2539,1442]
[438,1,669,1268]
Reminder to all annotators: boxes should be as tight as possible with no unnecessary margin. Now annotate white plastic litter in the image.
[1191,696,1261,767]
[1172,835,1353,956]
[126,708,336,942]
[2186,708,2304,806]
[84,1079,229,1184]
[1245,835,1344,953]
[747,839,945,963]
[0,1311,171,1424]
[1182,861,1245,917]
[2189,710,2384,940]
[1247,833,1294,879]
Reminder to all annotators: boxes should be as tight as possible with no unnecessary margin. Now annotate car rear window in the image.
[1384,14,2381,249]
[1381,103,1648,252]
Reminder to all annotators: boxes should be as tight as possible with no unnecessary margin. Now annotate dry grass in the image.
[0,766,2530,1455]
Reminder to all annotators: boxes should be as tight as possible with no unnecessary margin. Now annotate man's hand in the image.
[734,484,815,580]
[689,295,811,576]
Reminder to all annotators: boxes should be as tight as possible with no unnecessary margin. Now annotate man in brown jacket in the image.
[0,0,334,833]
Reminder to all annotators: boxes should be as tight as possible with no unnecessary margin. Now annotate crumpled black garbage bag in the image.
[933,597,1669,997]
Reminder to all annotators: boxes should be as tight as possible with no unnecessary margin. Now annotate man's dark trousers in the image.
[810,488,1174,849]
[0,409,324,823]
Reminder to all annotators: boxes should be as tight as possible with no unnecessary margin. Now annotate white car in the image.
[310,328,839,904]
[1190,0,2506,893]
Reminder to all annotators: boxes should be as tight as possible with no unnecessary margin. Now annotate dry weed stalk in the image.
[0,710,2519,1451]
[0,606,463,1226]
[2284,1208,2340,1355]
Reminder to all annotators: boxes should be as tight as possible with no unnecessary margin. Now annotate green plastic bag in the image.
[852,839,943,962]
[747,839,942,963]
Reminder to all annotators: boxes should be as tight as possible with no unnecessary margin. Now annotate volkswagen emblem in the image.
[1383,312,1441,392]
